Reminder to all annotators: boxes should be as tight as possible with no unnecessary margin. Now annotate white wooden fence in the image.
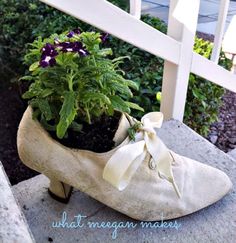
[40,0,236,121]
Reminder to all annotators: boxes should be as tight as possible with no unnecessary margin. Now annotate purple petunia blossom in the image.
[59,42,71,52]
[67,28,81,38]
[39,56,56,68]
[78,48,89,57]
[58,41,89,56]
[41,43,58,57]
[100,32,109,43]
[40,43,58,68]
[73,28,81,35]
[58,41,77,52]
[39,36,89,68]
[67,31,74,38]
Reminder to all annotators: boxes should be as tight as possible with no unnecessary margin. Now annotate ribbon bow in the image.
[103,112,181,198]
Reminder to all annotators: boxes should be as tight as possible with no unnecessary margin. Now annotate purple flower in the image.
[73,28,81,35]
[100,32,109,43]
[39,38,89,68]
[71,41,83,52]
[58,41,89,56]
[39,56,56,68]
[58,41,78,52]
[41,43,58,57]
[67,28,81,38]
[78,48,89,57]
[67,31,74,38]
[58,42,73,52]
[39,43,58,68]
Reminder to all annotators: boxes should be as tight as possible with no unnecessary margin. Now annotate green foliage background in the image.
[0,0,232,136]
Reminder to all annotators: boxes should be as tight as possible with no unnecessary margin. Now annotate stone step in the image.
[0,161,35,243]
[227,148,236,161]
[13,120,236,243]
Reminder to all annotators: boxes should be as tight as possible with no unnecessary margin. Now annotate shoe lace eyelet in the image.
[149,159,157,170]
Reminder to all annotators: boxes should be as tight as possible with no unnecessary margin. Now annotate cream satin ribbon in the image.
[103,112,181,198]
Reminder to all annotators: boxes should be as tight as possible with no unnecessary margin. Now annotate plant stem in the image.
[92,55,103,89]
[85,106,91,124]
[68,71,74,91]
[92,55,97,67]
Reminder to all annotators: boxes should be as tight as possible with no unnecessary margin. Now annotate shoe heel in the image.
[48,178,73,204]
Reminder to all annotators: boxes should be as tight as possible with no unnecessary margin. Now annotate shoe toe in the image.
[172,153,232,216]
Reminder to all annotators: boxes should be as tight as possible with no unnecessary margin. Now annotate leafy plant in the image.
[22,30,143,139]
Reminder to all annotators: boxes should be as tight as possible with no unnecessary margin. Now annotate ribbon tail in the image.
[158,156,181,198]
[145,134,181,198]
[169,177,181,198]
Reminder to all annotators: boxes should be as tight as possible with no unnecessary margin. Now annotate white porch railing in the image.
[130,0,142,19]
[211,0,230,63]
[40,0,236,122]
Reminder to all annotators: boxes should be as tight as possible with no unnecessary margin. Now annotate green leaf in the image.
[125,102,144,112]
[127,127,136,141]
[128,121,142,141]
[82,91,111,105]
[109,96,130,113]
[112,56,130,63]
[98,48,113,56]
[108,81,133,97]
[29,61,39,71]
[19,76,34,81]
[56,91,77,139]
[125,79,139,90]
[38,99,53,121]
[40,89,54,98]
[29,98,53,121]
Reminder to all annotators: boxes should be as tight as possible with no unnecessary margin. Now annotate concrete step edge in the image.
[227,148,236,161]
[0,161,35,243]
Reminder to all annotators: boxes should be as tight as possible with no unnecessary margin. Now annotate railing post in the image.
[211,0,230,63]
[160,0,200,121]
[129,0,141,19]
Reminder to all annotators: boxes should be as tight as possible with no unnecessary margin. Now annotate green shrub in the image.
[184,38,231,136]
[0,0,127,83]
[0,0,84,82]
[0,0,232,136]
[106,15,232,136]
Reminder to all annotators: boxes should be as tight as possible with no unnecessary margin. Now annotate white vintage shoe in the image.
[17,107,232,221]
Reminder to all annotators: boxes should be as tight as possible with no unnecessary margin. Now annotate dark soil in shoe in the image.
[49,113,121,153]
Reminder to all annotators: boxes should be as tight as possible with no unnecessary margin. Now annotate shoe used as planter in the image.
[17,107,232,221]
